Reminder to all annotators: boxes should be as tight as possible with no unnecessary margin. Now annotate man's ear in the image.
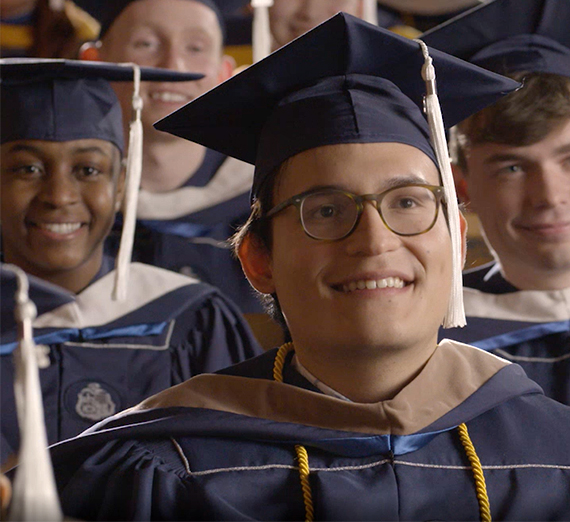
[238,233,276,294]
[459,211,468,269]
[218,54,236,82]
[78,41,102,61]
[452,163,471,208]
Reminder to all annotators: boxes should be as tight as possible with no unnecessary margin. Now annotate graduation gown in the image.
[442,262,570,405]
[0,261,262,464]
[106,151,262,314]
[49,340,570,521]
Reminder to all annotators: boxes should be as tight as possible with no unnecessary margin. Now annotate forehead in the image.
[275,142,440,198]
[111,0,221,31]
[1,139,120,159]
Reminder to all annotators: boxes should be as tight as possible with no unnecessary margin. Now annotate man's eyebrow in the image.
[303,176,432,194]
[483,143,570,165]
[383,175,430,188]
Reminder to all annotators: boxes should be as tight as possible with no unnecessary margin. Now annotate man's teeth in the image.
[150,91,188,103]
[342,277,405,292]
[38,223,82,234]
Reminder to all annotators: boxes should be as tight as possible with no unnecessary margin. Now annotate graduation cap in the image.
[155,13,519,328]
[421,0,570,77]
[98,0,229,40]
[1,265,63,521]
[0,58,203,301]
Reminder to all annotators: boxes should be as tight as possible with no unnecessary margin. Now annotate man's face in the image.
[269,0,363,50]
[259,142,452,355]
[460,118,570,288]
[99,0,232,137]
[1,139,123,283]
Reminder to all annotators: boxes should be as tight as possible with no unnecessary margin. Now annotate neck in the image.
[140,134,206,193]
[292,338,438,403]
[500,262,570,291]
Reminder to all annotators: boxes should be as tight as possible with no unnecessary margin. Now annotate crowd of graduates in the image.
[1,0,570,520]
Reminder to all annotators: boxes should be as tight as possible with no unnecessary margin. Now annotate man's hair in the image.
[231,164,290,334]
[451,72,570,170]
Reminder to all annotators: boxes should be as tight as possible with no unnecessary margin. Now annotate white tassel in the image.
[252,0,273,62]
[113,64,143,301]
[414,39,466,328]
[363,0,378,25]
[6,265,62,522]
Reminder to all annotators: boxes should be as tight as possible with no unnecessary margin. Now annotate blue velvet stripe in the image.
[299,429,451,457]
[140,219,212,239]
[470,320,570,351]
[0,322,168,354]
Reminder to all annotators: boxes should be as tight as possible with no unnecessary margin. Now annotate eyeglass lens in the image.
[299,186,439,240]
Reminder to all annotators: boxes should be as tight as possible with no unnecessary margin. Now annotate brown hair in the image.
[451,72,570,171]
[231,164,290,334]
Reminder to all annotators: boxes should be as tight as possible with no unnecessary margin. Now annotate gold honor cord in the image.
[272,343,491,521]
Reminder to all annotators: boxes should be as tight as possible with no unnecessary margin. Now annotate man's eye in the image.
[320,205,338,218]
[498,164,523,175]
[132,39,158,50]
[395,197,417,209]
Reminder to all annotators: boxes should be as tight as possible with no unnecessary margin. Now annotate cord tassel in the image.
[295,445,315,522]
[414,39,466,328]
[252,0,273,62]
[457,423,492,522]
[113,64,143,301]
[6,265,62,522]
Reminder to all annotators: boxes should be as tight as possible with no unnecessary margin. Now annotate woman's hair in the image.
[451,72,570,170]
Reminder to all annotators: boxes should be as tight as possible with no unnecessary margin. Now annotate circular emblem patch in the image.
[66,382,118,422]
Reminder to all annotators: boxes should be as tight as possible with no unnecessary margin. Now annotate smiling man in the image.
[0,59,261,465]
[81,0,264,315]
[422,0,570,405]
[46,15,570,521]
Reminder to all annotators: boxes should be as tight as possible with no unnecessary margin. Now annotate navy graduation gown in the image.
[0,262,262,464]
[49,340,570,520]
[106,151,263,314]
[441,262,570,405]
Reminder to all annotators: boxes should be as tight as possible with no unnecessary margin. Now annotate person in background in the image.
[0,58,262,466]
[1,0,99,58]
[80,0,270,325]
[268,0,365,51]
[45,15,570,521]
[423,0,570,405]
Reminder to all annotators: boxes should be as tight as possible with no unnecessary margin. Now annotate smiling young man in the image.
[80,0,265,316]
[45,15,570,521]
[422,0,570,405]
[0,59,261,465]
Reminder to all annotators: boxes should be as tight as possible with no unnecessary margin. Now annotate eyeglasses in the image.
[264,184,445,241]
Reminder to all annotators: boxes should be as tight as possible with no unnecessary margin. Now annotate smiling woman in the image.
[1,139,123,293]
[0,59,262,470]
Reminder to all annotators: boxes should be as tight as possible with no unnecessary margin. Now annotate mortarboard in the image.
[155,13,520,328]
[0,58,203,302]
[1,58,201,152]
[421,0,570,78]
[98,0,228,40]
